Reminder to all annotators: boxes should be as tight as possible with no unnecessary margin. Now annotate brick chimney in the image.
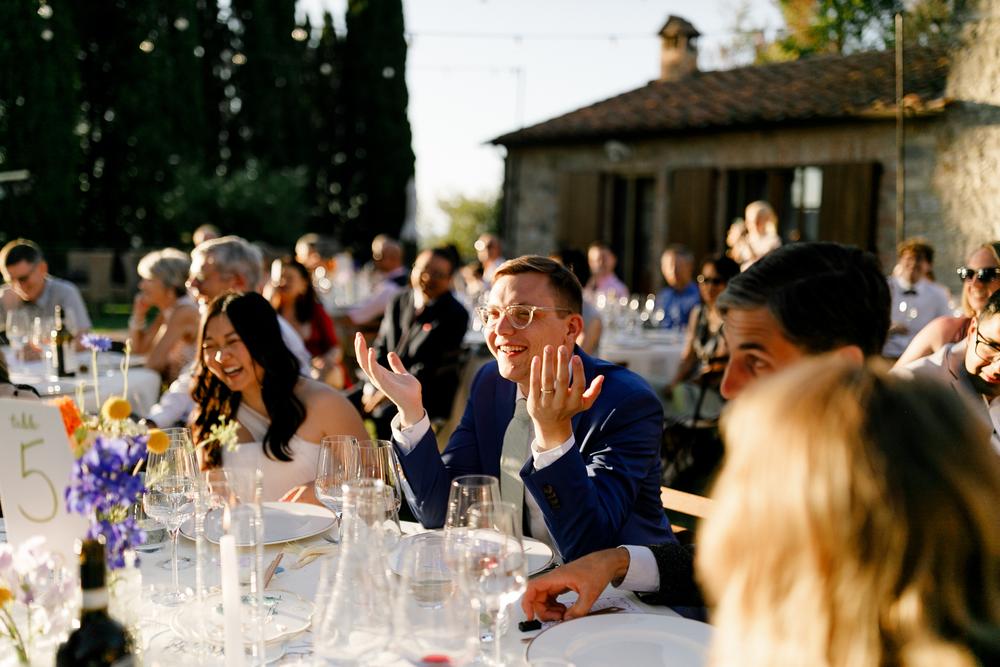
[659,16,700,81]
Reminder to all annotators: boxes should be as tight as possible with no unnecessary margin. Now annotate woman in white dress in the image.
[190,291,367,502]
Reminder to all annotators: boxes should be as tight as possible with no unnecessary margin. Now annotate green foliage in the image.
[432,193,500,260]
[160,164,308,247]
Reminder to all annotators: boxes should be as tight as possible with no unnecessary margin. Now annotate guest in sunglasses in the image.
[896,287,1000,453]
[895,241,1000,367]
[666,255,740,424]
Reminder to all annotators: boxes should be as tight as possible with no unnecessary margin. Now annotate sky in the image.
[299,0,783,237]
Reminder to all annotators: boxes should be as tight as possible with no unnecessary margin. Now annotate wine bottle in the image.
[56,538,135,667]
[51,305,76,377]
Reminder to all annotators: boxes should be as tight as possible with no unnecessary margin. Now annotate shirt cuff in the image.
[616,546,660,593]
[390,411,431,454]
[529,434,576,470]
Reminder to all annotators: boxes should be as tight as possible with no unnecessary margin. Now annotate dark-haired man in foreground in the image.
[522,242,892,619]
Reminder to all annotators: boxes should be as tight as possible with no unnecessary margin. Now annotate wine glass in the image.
[314,435,359,542]
[460,501,528,666]
[143,428,198,606]
[392,533,479,665]
[444,475,501,532]
[5,310,30,373]
[358,440,403,544]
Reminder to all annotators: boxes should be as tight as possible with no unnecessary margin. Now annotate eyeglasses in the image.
[957,266,1000,283]
[974,330,1000,364]
[475,304,571,330]
[696,275,725,286]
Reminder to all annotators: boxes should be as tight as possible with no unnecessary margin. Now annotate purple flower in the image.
[80,333,113,352]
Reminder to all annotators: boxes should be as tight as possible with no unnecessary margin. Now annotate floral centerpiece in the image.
[0,538,74,664]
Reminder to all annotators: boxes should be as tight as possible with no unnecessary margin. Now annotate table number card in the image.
[0,398,87,559]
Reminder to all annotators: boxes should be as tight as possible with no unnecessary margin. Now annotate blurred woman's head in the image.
[697,254,740,307]
[698,356,1000,667]
[192,292,304,465]
[960,242,1000,316]
[271,257,317,323]
[137,248,191,304]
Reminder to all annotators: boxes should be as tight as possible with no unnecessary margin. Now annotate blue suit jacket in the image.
[395,348,675,561]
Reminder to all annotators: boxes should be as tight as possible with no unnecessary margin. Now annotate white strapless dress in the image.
[222,403,321,502]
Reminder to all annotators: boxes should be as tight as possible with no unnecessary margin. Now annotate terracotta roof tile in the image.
[493,48,950,146]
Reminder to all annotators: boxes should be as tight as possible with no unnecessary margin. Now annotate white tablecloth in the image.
[599,331,686,391]
[6,351,161,415]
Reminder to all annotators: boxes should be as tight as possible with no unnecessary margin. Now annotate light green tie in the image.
[499,398,532,536]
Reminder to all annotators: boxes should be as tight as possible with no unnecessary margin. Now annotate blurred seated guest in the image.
[459,260,486,310]
[655,245,701,331]
[699,357,1000,666]
[550,249,601,354]
[363,248,469,437]
[343,235,407,331]
[128,248,199,384]
[895,241,1000,367]
[145,236,310,428]
[267,257,348,388]
[584,241,628,301]
[883,238,951,360]
[192,292,367,503]
[475,233,505,286]
[0,238,92,335]
[192,224,221,247]
[294,233,324,274]
[666,254,740,422]
[896,287,1000,453]
[730,201,781,270]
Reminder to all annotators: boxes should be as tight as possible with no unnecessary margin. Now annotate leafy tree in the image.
[339,0,415,253]
[0,0,80,252]
[433,193,500,260]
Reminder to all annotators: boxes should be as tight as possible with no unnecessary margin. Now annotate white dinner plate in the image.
[526,614,712,666]
[169,589,312,647]
[388,530,555,576]
[180,502,336,546]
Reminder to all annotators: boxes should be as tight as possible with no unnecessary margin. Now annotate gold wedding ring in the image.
[540,388,555,394]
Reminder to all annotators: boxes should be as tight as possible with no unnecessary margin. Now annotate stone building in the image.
[492,11,1000,295]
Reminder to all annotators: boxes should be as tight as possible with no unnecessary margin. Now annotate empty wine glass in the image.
[461,501,528,666]
[444,475,501,533]
[358,440,403,544]
[392,533,479,665]
[5,310,30,373]
[143,427,198,606]
[314,435,359,542]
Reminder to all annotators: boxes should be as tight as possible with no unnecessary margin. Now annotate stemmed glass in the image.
[5,310,30,373]
[314,435,359,542]
[460,501,528,666]
[358,439,403,545]
[392,533,479,665]
[143,427,199,606]
[444,475,502,532]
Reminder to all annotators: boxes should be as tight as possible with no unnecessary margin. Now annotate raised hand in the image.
[527,345,604,450]
[354,332,426,426]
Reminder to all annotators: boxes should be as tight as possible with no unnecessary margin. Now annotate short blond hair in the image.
[698,356,1000,667]
[137,248,191,295]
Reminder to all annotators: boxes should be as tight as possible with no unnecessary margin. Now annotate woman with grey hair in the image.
[129,248,200,383]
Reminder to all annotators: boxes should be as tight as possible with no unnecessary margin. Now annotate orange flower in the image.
[52,397,83,442]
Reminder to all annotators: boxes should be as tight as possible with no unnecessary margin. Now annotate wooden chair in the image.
[661,486,713,545]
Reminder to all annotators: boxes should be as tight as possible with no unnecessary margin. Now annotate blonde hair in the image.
[137,247,191,295]
[960,241,1000,316]
[698,356,1000,667]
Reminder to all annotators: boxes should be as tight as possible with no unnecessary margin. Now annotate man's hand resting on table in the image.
[521,547,630,621]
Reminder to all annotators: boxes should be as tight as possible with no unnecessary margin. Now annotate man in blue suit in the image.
[356,255,674,562]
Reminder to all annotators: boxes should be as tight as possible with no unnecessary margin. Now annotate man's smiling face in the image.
[966,314,1000,399]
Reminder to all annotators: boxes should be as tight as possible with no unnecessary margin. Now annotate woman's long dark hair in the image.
[192,291,305,467]
[281,257,319,325]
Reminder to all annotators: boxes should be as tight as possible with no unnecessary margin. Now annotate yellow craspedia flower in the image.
[0,586,13,606]
[146,429,170,455]
[101,395,132,421]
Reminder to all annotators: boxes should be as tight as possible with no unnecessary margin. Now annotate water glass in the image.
[5,310,30,372]
[445,475,501,532]
[143,427,198,606]
[358,439,403,544]
[314,435,359,542]
[392,533,479,665]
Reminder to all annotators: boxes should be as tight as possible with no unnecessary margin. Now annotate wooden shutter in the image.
[668,168,718,260]
[818,163,881,250]
[557,171,604,248]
